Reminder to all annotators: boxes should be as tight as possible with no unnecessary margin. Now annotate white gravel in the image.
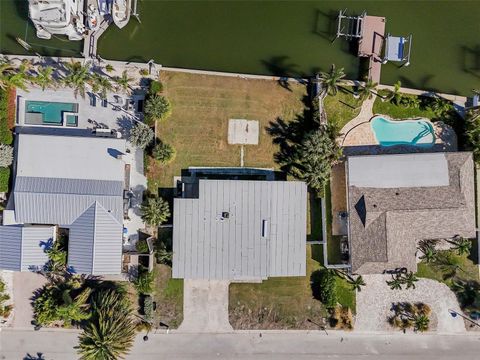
[355,274,465,333]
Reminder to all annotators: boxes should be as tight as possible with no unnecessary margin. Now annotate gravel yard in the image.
[356,274,465,333]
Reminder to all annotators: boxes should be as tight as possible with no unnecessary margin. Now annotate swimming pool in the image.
[25,100,78,125]
[371,116,435,147]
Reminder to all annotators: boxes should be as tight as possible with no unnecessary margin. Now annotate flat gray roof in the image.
[16,133,126,181]
[172,180,307,280]
[348,153,449,188]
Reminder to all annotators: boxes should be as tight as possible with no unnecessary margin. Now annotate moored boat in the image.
[112,0,131,29]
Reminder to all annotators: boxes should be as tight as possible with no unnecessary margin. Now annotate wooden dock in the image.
[83,17,112,59]
[358,15,385,83]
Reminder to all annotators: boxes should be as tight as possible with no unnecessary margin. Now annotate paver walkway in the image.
[178,279,233,333]
[356,274,465,333]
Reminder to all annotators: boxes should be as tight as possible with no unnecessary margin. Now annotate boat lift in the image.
[333,9,367,42]
[382,33,413,66]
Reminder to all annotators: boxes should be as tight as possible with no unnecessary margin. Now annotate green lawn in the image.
[148,71,307,190]
[151,263,183,329]
[372,91,436,119]
[229,245,355,329]
[324,87,363,130]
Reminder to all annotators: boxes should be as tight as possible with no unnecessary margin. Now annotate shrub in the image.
[133,267,154,295]
[135,240,149,254]
[149,80,163,95]
[152,141,176,164]
[311,269,337,308]
[0,91,13,145]
[389,302,431,332]
[129,123,154,149]
[0,144,13,167]
[0,167,10,193]
[139,68,149,76]
[329,306,353,330]
[155,240,172,266]
[143,295,153,321]
[0,278,12,318]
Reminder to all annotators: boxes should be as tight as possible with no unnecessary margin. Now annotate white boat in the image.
[112,0,131,29]
[28,0,85,41]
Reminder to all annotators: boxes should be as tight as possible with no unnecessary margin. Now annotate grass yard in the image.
[147,72,307,190]
[229,244,355,329]
[372,91,436,119]
[324,87,363,131]
[151,263,183,329]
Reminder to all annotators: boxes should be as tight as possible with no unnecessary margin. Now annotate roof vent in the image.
[222,212,230,219]
[262,220,268,238]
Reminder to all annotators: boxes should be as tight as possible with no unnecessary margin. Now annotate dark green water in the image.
[1,0,480,95]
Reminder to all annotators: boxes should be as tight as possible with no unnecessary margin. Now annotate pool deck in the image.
[15,86,148,243]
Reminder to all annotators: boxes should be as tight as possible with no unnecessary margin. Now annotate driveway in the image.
[178,279,233,333]
[12,272,47,329]
[356,274,465,333]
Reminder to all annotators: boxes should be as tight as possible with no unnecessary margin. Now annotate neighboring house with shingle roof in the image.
[1,133,126,275]
[346,152,476,274]
[172,179,307,280]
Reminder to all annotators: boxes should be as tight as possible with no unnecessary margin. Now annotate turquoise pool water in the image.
[25,101,77,125]
[371,116,435,147]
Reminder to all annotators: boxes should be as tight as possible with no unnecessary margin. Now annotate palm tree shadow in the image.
[266,94,315,174]
[24,353,46,360]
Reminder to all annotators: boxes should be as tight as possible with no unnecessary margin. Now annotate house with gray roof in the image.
[346,152,476,274]
[1,133,127,275]
[172,179,307,281]
[0,225,55,271]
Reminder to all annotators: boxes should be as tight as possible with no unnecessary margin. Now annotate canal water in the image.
[1,0,480,95]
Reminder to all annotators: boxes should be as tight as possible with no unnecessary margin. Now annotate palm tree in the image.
[35,66,55,90]
[114,70,133,93]
[129,123,154,149]
[418,240,438,263]
[144,95,172,123]
[386,80,402,104]
[348,275,366,292]
[402,272,418,290]
[76,290,135,360]
[446,237,472,256]
[140,196,171,227]
[386,275,403,290]
[90,73,112,100]
[434,252,464,279]
[133,268,154,295]
[105,64,115,73]
[0,59,28,91]
[413,314,430,332]
[358,78,378,100]
[62,60,91,98]
[319,64,346,96]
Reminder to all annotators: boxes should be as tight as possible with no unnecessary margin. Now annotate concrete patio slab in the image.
[228,119,259,145]
[12,272,47,329]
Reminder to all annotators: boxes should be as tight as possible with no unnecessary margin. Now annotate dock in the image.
[334,10,411,84]
[83,17,112,59]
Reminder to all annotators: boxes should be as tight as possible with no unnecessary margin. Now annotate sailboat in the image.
[112,0,131,29]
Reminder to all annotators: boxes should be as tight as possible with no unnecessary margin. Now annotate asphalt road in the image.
[1,329,480,360]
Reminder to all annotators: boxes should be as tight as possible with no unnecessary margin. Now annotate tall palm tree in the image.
[90,73,112,100]
[319,64,346,96]
[140,196,171,227]
[35,66,55,91]
[446,237,472,256]
[358,78,378,100]
[0,59,28,91]
[76,290,135,360]
[114,70,133,94]
[62,60,91,98]
[386,80,402,104]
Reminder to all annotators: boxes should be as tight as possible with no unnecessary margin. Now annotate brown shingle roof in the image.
[347,152,476,274]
